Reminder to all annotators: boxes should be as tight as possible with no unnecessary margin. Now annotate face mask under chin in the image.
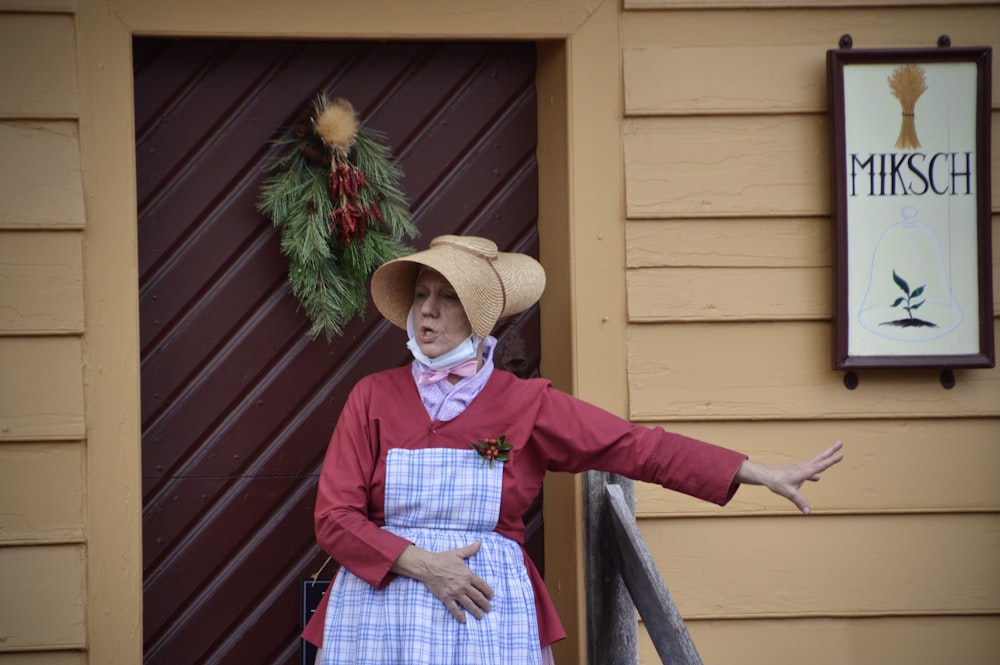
[406,309,479,370]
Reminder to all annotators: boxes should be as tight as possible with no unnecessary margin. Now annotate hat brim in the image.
[371,238,545,338]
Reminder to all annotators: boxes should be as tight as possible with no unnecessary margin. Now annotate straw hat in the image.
[371,235,546,338]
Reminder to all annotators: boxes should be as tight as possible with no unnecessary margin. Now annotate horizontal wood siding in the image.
[640,513,1000,617]
[627,217,832,268]
[0,442,85,544]
[628,266,831,321]
[0,654,87,665]
[0,8,89,664]
[623,2,1000,664]
[625,115,830,218]
[627,0,1000,8]
[0,545,86,650]
[0,121,87,229]
[625,44,828,115]
[625,114,999,219]
[642,616,1000,665]
[624,8,1000,116]
[627,320,1000,420]
[635,418,1000,515]
[0,337,85,440]
[0,231,84,333]
[0,13,78,118]
[623,5,1000,64]
[627,217,1000,314]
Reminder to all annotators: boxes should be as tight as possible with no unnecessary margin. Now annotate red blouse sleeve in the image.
[313,378,412,588]
[304,378,415,646]
[531,385,746,506]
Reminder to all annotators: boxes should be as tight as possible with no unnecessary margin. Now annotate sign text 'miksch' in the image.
[849,151,974,197]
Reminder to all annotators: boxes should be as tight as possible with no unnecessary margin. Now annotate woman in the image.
[303,235,843,664]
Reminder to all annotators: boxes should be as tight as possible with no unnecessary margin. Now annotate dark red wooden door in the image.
[135,38,540,665]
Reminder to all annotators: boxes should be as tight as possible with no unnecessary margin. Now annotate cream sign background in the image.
[843,61,980,358]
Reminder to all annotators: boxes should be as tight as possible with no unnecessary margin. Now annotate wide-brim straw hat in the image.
[371,235,546,338]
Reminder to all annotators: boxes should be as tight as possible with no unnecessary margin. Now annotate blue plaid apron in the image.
[320,448,541,664]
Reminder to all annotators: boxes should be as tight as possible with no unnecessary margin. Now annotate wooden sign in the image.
[827,41,994,369]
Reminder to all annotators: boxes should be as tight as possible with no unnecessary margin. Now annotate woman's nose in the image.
[419,294,438,315]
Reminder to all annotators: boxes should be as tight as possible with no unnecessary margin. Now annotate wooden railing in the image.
[585,473,703,665]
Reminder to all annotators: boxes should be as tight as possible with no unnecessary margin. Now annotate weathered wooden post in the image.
[605,483,704,665]
[584,471,638,665]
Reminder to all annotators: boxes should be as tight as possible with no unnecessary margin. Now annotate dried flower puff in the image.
[312,95,359,153]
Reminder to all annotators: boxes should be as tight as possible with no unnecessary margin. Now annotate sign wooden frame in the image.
[827,42,994,370]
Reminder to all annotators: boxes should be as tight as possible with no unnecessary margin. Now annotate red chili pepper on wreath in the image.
[327,158,370,245]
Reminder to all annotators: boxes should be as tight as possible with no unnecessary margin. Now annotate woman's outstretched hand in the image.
[391,542,494,623]
[734,440,844,514]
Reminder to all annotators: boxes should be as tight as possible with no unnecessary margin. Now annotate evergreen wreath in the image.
[257,94,417,341]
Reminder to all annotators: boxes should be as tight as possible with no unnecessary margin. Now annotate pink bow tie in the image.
[417,359,479,385]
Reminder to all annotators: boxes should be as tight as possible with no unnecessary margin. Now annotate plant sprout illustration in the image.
[857,207,963,343]
[881,269,937,328]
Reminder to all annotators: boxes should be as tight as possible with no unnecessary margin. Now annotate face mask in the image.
[406,309,480,370]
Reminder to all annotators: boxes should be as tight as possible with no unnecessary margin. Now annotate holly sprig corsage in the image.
[469,435,511,468]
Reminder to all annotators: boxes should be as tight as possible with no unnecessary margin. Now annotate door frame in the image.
[78,2,625,664]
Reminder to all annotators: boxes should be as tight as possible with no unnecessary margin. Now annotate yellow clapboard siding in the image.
[994,125,1000,209]
[626,217,832,268]
[0,654,86,665]
[0,442,84,544]
[625,114,1000,219]
[627,0,1000,7]
[625,44,826,115]
[0,545,85,649]
[0,231,84,334]
[639,616,1000,665]
[624,115,829,218]
[623,4,1000,89]
[627,320,1000,420]
[0,13,78,118]
[995,217,1000,314]
[0,337,84,440]
[628,266,830,321]
[628,216,1000,315]
[635,418,1000,515]
[0,122,86,229]
[638,513,1000,618]
[1,1,76,11]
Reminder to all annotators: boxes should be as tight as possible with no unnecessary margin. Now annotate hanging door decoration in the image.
[258,94,418,341]
[827,38,994,370]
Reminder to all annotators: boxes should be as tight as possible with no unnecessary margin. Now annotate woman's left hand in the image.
[734,440,843,514]
[390,542,494,623]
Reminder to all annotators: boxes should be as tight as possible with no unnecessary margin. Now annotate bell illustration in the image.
[858,206,963,341]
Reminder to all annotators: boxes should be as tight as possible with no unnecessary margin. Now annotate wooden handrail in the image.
[603,483,704,665]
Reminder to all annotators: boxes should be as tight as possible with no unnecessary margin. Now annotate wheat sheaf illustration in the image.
[888,64,928,150]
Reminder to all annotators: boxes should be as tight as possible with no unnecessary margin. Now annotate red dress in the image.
[302,366,746,647]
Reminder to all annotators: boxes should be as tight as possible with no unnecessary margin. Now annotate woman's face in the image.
[411,270,473,358]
